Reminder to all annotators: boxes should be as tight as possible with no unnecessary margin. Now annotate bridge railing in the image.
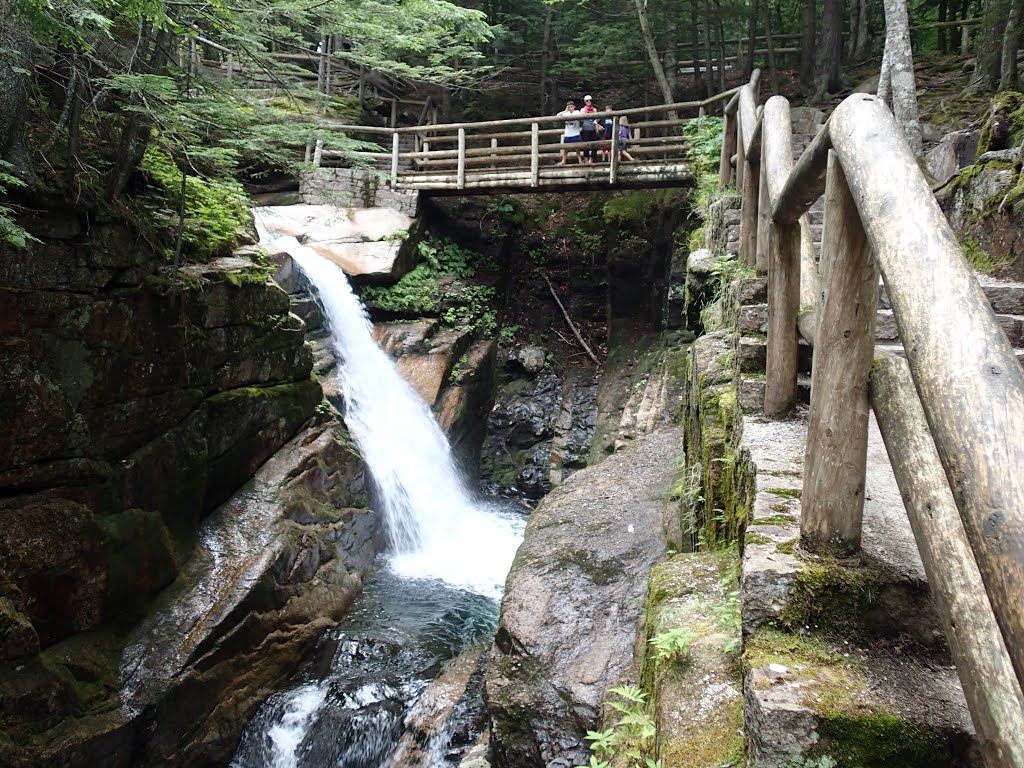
[321,87,741,191]
[726,75,1024,765]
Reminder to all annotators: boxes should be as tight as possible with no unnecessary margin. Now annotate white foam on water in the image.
[253,216,522,599]
[266,684,327,768]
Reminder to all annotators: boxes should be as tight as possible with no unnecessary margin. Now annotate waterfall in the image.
[253,220,521,599]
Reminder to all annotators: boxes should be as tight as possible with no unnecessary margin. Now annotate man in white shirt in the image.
[557,100,582,165]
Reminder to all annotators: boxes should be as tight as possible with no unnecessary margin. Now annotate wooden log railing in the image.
[319,86,741,191]
[723,81,1024,767]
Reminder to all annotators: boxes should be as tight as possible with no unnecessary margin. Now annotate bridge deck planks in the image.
[396,161,694,194]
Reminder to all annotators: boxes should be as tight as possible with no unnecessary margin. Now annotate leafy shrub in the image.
[138,145,250,262]
[362,236,498,336]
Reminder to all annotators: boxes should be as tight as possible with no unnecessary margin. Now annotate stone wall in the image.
[0,212,321,654]
[300,167,420,216]
[0,205,360,768]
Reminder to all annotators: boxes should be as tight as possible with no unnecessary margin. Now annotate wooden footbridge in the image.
[318,90,742,194]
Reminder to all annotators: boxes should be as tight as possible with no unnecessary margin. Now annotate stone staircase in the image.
[676,111,1024,765]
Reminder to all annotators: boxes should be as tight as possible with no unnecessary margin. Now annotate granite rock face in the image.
[485,428,676,767]
[0,211,378,767]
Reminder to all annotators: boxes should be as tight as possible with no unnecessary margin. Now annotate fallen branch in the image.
[542,274,600,366]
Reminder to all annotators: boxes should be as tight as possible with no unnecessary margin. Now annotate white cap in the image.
[584,95,592,101]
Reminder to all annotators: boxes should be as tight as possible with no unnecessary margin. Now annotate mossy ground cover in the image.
[637,552,743,768]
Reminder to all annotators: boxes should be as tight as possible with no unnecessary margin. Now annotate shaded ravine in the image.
[231,220,526,766]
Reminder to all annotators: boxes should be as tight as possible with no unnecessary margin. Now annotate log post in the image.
[796,214,822,345]
[831,93,1024,689]
[391,132,400,187]
[609,116,620,184]
[761,96,801,416]
[390,98,399,128]
[531,123,540,186]
[755,147,770,274]
[871,355,1024,768]
[491,137,498,170]
[739,127,759,267]
[313,139,324,168]
[457,128,466,190]
[719,110,736,189]
[735,117,746,191]
[763,218,800,415]
[801,151,878,551]
[226,52,233,81]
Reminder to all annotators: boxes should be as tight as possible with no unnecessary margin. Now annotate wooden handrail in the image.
[871,354,1024,768]
[728,81,1024,765]
[829,94,1024,693]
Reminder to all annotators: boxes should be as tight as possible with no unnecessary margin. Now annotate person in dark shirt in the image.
[580,95,599,163]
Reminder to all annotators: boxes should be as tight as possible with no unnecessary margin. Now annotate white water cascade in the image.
[254,219,523,599]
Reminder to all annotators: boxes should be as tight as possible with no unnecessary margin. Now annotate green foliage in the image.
[648,627,694,664]
[579,685,661,768]
[448,353,469,384]
[712,581,741,654]
[138,145,250,261]
[0,161,37,248]
[498,324,521,346]
[362,237,498,337]
[682,117,724,211]
[602,189,689,227]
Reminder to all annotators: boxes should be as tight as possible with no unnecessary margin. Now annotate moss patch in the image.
[659,697,744,768]
[815,712,948,768]
[779,558,887,639]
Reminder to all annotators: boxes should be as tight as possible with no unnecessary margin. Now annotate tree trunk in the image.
[744,0,761,77]
[967,0,1010,92]
[763,1,780,92]
[716,0,727,91]
[1000,0,1023,89]
[633,0,677,112]
[800,0,817,92]
[848,0,859,58]
[853,0,873,60]
[880,0,923,156]
[703,0,715,97]
[539,6,553,113]
[939,0,949,52]
[665,20,678,100]
[811,0,845,99]
[0,0,35,181]
[690,0,704,95]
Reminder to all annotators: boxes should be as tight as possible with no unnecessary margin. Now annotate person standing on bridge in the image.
[598,105,615,162]
[580,95,599,163]
[617,116,636,163]
[557,100,582,165]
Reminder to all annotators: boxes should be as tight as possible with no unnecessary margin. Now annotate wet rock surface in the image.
[485,427,678,768]
[0,213,379,767]
[0,421,378,768]
[480,367,598,498]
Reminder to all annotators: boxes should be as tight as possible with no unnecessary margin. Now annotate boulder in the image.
[0,421,379,768]
[926,130,979,186]
[485,428,677,767]
[253,205,418,284]
[508,345,546,375]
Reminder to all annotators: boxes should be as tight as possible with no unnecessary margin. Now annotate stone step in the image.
[876,339,1024,368]
[738,413,978,764]
[876,309,1024,347]
[879,275,1024,316]
[737,373,811,412]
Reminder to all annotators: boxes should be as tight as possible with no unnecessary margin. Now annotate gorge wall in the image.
[0,205,380,767]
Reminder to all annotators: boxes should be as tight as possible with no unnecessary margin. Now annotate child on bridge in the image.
[557,100,582,165]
